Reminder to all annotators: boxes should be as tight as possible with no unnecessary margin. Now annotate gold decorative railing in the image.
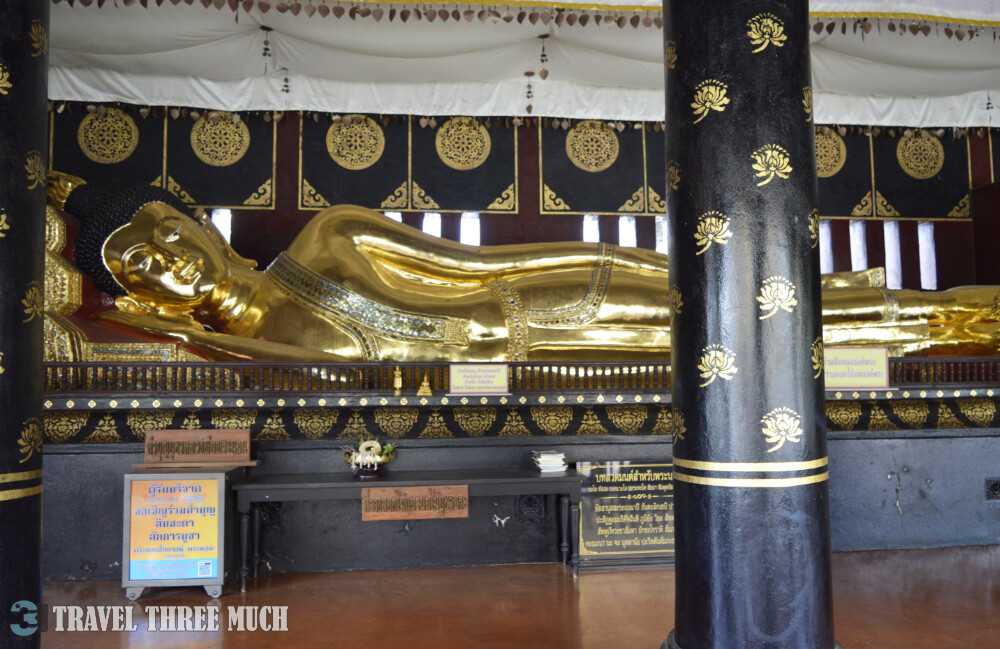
[42,357,1000,396]
[43,362,673,394]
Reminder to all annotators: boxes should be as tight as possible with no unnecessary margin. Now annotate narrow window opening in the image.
[422,212,442,238]
[883,220,903,290]
[459,212,481,246]
[383,211,403,223]
[849,219,869,271]
[618,216,637,248]
[918,221,938,290]
[654,215,670,255]
[582,214,600,243]
[819,220,834,274]
[210,209,232,243]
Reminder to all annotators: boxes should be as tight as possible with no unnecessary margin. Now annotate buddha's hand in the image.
[98,309,206,342]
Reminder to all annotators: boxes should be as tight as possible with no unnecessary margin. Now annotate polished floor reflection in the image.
[42,545,999,648]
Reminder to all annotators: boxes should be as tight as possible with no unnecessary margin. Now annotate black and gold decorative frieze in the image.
[816,126,972,221]
[41,394,995,445]
[50,103,276,209]
[300,114,517,214]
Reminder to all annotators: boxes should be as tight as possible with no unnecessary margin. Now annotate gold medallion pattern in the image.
[751,144,792,186]
[698,345,738,387]
[894,400,929,428]
[326,115,385,170]
[18,418,43,463]
[0,63,12,95]
[45,411,89,443]
[25,150,45,189]
[78,109,139,164]
[811,337,824,379]
[694,211,733,255]
[747,14,787,52]
[897,135,944,179]
[814,129,847,178]
[293,408,339,439]
[455,406,496,437]
[760,407,802,453]
[435,117,491,170]
[957,398,995,427]
[127,410,174,441]
[210,408,257,430]
[191,112,250,167]
[375,408,419,438]
[86,414,120,443]
[577,407,608,435]
[499,408,531,436]
[757,276,798,319]
[606,405,647,435]
[530,407,573,435]
[827,401,862,430]
[566,121,620,173]
[691,80,729,124]
[30,20,48,57]
[420,408,453,438]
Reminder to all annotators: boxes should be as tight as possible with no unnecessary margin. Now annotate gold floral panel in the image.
[49,102,165,193]
[166,108,276,209]
[411,115,518,214]
[540,120,651,216]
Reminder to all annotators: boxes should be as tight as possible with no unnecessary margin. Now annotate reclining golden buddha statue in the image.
[48,172,1000,363]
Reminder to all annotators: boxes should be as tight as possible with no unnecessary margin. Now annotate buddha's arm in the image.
[304,206,669,286]
[99,311,350,362]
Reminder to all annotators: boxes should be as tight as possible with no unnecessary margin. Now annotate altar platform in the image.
[41,544,1000,649]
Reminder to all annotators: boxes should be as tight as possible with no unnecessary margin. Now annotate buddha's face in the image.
[103,203,228,308]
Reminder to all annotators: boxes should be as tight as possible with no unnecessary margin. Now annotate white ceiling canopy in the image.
[48,1,1000,126]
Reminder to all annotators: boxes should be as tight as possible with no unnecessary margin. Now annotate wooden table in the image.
[232,469,583,591]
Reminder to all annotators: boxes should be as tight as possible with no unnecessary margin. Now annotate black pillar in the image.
[0,2,48,647]
[663,2,834,649]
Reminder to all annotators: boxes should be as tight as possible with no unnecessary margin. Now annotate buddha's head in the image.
[62,180,255,318]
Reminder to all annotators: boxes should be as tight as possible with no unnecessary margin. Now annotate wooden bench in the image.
[232,469,583,590]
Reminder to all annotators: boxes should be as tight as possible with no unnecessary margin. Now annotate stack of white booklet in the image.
[531,450,568,472]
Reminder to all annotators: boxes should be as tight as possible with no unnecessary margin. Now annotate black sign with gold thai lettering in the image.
[299,113,409,211]
[578,461,674,566]
[540,120,646,215]
[165,111,275,209]
[50,103,164,186]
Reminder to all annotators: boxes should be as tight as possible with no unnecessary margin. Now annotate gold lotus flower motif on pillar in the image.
[665,41,678,70]
[809,209,819,248]
[694,211,733,255]
[0,63,12,95]
[757,276,798,319]
[802,86,813,122]
[811,337,824,379]
[25,150,45,190]
[691,80,730,124]
[666,161,681,191]
[22,281,43,322]
[751,144,792,186]
[18,417,43,463]
[668,287,684,317]
[747,13,788,53]
[697,345,738,387]
[761,407,802,453]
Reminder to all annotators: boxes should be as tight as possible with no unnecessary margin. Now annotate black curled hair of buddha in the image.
[66,183,192,297]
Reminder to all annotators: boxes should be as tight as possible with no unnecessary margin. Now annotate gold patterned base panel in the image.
[41,397,1000,444]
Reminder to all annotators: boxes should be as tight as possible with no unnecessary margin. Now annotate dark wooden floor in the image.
[42,545,1000,648]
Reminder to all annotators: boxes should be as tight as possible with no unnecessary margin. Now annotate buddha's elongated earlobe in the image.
[194,209,258,270]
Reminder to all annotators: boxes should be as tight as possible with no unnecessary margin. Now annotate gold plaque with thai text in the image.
[362,485,469,521]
